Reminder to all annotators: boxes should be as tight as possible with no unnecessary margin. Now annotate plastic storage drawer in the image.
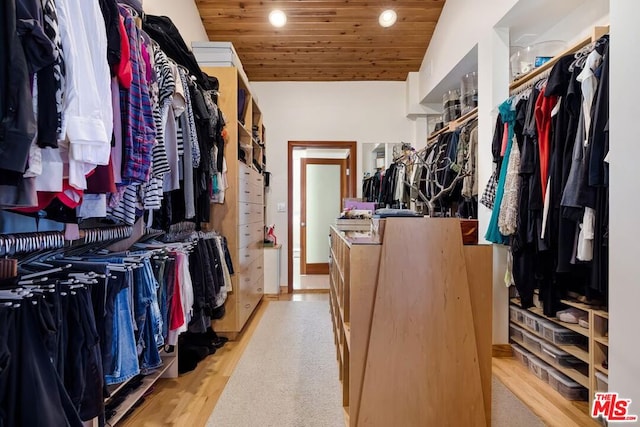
[509,305,525,324]
[542,322,587,346]
[548,370,588,401]
[510,323,525,343]
[527,356,550,382]
[540,342,584,368]
[523,311,541,332]
[595,372,608,392]
[522,330,542,353]
[512,344,529,367]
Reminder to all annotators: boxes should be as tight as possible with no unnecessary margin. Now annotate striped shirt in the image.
[119,5,155,184]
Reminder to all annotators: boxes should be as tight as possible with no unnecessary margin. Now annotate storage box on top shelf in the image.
[192,41,250,84]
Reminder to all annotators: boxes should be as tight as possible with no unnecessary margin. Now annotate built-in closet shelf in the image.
[511,298,589,337]
[509,25,610,94]
[344,322,351,349]
[203,65,266,338]
[238,121,252,139]
[511,291,610,410]
[106,355,177,426]
[560,299,608,318]
[510,310,588,361]
[514,335,589,388]
[427,107,478,142]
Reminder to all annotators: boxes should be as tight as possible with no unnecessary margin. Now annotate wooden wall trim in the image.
[287,141,357,294]
[492,344,514,358]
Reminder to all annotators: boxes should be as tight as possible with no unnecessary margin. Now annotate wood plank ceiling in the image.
[195,0,446,81]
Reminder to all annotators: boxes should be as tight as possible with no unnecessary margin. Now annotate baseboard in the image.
[305,263,329,275]
[280,286,289,294]
[292,289,330,294]
[492,344,514,358]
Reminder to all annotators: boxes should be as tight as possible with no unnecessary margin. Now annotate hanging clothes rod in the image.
[0,231,66,256]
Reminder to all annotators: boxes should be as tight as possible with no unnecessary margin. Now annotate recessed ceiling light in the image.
[269,9,287,28]
[379,9,397,27]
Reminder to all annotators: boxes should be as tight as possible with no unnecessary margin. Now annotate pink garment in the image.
[140,42,153,85]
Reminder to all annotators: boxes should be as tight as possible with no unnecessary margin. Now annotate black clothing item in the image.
[546,57,583,273]
[37,0,65,148]
[98,0,122,72]
[0,0,37,173]
[1,298,84,427]
[143,15,211,90]
[589,43,609,187]
[63,289,104,421]
[15,0,55,74]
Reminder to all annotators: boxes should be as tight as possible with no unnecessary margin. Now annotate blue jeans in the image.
[133,259,163,372]
[104,270,140,385]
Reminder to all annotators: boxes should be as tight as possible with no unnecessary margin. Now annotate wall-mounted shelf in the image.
[427,107,478,142]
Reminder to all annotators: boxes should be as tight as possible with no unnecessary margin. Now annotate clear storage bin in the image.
[524,311,542,333]
[522,330,542,353]
[509,305,525,324]
[442,90,461,123]
[509,323,525,343]
[460,72,478,115]
[548,370,588,401]
[512,343,529,367]
[528,356,551,382]
[542,322,587,346]
[540,342,584,368]
[595,372,608,392]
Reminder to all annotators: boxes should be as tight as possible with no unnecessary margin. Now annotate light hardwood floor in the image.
[493,357,598,427]
[120,293,596,427]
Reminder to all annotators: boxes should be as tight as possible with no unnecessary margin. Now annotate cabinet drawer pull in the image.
[244,172,250,175]
[244,191,251,194]
[245,254,250,258]
[257,288,262,292]
[245,212,251,215]
[245,278,251,282]
[245,233,250,237]
[257,266,262,270]
[245,304,251,309]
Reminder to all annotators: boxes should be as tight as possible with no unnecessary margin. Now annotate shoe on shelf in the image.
[578,318,589,329]
[556,307,587,324]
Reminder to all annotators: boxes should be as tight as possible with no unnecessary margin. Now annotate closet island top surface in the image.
[331,227,382,246]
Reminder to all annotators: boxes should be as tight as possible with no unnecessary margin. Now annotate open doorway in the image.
[288,141,357,293]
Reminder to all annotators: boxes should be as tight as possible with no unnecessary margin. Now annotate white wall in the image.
[609,0,640,419]
[418,0,519,100]
[252,81,414,283]
[143,0,209,46]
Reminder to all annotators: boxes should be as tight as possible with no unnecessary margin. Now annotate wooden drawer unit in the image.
[238,223,264,249]
[238,202,262,225]
[238,244,261,271]
[204,65,265,339]
[238,178,263,204]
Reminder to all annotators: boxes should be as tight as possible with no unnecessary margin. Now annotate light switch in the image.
[277,202,286,212]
